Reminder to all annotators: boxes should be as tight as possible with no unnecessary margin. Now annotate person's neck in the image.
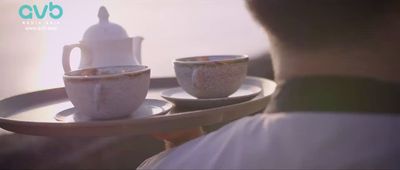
[270,44,400,84]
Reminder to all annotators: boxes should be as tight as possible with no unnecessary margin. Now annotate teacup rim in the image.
[174,55,248,65]
[64,65,150,80]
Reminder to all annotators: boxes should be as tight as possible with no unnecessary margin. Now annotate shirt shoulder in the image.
[138,113,288,169]
[138,112,400,169]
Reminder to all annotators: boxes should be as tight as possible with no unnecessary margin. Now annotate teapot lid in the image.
[82,6,128,41]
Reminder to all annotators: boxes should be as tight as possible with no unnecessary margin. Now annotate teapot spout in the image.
[132,36,144,64]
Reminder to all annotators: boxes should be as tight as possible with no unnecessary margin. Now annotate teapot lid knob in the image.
[98,6,109,23]
[82,6,128,41]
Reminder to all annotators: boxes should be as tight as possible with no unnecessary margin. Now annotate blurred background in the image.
[0,0,270,98]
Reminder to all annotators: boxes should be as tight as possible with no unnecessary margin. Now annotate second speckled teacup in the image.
[174,55,249,99]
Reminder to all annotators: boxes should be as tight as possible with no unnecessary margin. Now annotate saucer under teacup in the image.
[55,99,173,122]
[161,84,261,109]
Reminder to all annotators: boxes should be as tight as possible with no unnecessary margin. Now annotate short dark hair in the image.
[247,0,395,49]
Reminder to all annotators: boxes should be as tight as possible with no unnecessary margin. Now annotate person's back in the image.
[139,0,400,169]
[140,113,400,169]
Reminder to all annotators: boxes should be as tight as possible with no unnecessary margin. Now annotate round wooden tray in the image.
[0,77,276,137]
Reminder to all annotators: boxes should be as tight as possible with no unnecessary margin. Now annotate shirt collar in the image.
[266,76,400,114]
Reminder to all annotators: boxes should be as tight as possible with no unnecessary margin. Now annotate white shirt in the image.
[138,112,400,169]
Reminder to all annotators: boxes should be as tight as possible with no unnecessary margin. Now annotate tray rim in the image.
[0,76,276,136]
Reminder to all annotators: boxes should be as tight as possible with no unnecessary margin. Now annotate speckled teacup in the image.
[174,55,249,99]
[63,65,150,120]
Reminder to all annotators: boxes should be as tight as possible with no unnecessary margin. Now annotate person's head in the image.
[246,0,400,83]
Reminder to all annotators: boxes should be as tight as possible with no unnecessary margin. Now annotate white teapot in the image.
[62,6,143,73]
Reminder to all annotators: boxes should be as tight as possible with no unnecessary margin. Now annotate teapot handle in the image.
[62,44,83,73]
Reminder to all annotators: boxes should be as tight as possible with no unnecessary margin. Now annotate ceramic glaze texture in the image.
[64,66,150,120]
[174,55,248,99]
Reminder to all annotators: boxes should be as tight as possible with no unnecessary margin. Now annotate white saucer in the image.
[161,84,262,109]
[55,99,174,122]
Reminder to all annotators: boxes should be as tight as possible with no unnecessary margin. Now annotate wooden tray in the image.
[0,77,276,137]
